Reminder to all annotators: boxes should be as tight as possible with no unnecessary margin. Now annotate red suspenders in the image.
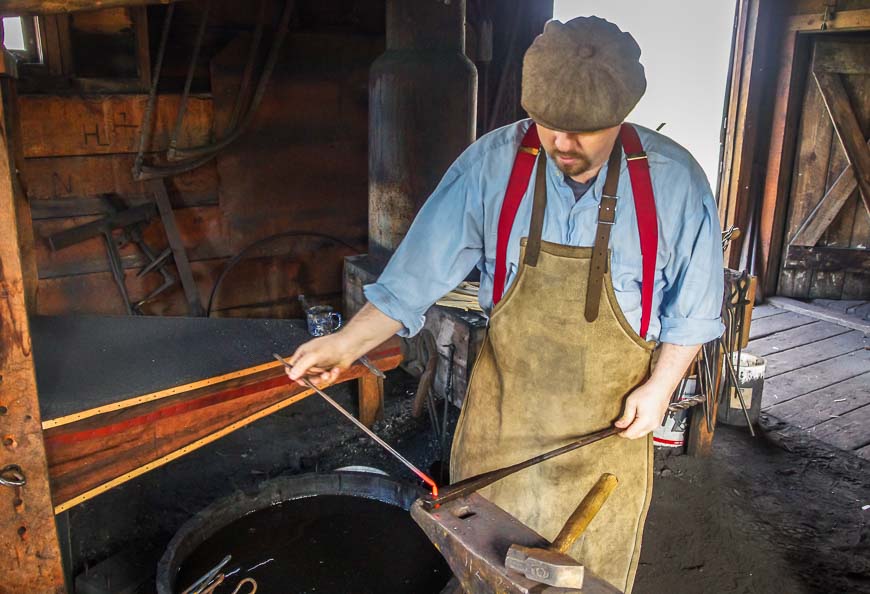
[493,123,659,339]
[492,124,541,305]
[619,124,659,340]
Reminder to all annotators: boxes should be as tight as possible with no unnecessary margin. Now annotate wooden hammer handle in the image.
[551,473,619,554]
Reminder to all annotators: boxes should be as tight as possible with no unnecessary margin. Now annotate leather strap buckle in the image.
[626,151,647,161]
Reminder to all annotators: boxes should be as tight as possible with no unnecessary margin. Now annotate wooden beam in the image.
[717,0,752,231]
[148,178,204,316]
[791,137,870,246]
[358,374,385,427]
[786,8,870,32]
[20,154,219,207]
[0,79,65,593]
[758,29,808,297]
[814,71,870,217]
[784,245,870,273]
[814,38,870,75]
[766,296,870,335]
[18,94,213,158]
[721,0,766,265]
[1,0,173,16]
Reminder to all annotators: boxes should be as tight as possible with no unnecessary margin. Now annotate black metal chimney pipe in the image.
[368,0,478,263]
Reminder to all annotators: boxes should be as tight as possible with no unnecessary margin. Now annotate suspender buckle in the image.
[598,195,618,224]
[626,151,647,161]
[518,146,540,156]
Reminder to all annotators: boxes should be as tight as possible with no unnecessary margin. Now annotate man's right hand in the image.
[286,332,356,385]
[285,302,403,385]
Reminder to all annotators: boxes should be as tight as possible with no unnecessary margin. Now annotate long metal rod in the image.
[167,0,211,160]
[422,426,621,510]
[272,354,438,494]
[132,2,175,178]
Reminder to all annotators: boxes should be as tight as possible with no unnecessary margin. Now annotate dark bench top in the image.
[30,315,311,422]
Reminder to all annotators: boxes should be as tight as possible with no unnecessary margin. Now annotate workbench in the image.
[30,315,401,514]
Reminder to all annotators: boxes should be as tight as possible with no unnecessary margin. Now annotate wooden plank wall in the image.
[16,0,377,318]
[18,93,232,315]
[720,0,870,298]
[778,38,870,298]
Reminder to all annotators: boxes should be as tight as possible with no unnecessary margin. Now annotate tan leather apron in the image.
[451,132,655,593]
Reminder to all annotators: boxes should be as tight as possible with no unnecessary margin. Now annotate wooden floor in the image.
[748,302,870,461]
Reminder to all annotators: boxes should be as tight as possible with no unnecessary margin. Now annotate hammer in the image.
[504,473,619,590]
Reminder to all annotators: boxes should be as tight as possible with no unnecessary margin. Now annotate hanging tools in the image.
[47,197,177,314]
[421,426,620,510]
[272,354,438,496]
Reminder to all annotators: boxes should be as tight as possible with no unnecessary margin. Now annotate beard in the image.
[548,149,594,178]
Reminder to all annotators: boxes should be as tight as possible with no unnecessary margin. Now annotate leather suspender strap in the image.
[493,123,541,305]
[584,137,623,325]
[620,124,658,339]
[524,150,548,267]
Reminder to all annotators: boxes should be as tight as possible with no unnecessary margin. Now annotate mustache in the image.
[551,150,587,160]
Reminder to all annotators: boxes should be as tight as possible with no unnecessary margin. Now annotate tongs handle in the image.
[422,426,619,510]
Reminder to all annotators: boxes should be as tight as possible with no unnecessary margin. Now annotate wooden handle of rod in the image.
[551,473,619,554]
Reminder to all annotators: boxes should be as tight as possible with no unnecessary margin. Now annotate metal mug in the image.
[305,305,343,337]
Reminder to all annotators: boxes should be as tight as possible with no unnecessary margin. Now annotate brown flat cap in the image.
[521,16,646,133]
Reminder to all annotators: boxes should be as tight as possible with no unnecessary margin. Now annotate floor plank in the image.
[810,299,867,314]
[748,311,818,340]
[808,403,870,451]
[851,302,870,320]
[751,304,785,320]
[747,320,851,358]
[763,331,868,378]
[766,297,870,334]
[762,349,870,408]
[765,372,870,429]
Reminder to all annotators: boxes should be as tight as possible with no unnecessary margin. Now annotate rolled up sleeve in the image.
[658,176,726,346]
[364,161,484,337]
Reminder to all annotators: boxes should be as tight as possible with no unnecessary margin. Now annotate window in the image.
[2,16,42,63]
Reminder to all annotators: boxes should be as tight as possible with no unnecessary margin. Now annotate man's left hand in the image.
[614,380,671,439]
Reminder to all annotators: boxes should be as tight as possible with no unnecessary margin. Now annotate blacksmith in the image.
[287,16,724,593]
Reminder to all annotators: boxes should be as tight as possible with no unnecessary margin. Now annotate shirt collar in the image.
[545,152,626,205]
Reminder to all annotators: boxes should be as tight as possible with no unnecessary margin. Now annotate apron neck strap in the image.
[523,151,549,267]
[584,136,623,324]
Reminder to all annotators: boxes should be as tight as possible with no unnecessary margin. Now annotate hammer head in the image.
[505,544,585,589]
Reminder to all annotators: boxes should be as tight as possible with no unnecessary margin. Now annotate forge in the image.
[158,473,450,594]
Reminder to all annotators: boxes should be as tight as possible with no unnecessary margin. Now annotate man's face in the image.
[537,123,622,181]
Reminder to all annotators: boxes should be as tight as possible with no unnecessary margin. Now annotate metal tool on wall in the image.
[718,270,755,435]
[47,196,177,314]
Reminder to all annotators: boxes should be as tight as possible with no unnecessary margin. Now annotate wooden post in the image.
[358,374,384,427]
[0,83,66,590]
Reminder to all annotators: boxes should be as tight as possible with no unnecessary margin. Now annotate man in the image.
[287,16,724,593]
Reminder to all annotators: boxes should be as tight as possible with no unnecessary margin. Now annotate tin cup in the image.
[305,305,343,337]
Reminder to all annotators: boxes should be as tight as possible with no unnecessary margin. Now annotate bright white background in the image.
[2,18,26,51]
[553,1,737,189]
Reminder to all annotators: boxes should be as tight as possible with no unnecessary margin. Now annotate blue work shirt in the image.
[365,120,725,346]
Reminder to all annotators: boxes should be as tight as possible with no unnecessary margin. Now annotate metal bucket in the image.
[157,472,450,594]
[718,352,765,427]
[654,376,698,448]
